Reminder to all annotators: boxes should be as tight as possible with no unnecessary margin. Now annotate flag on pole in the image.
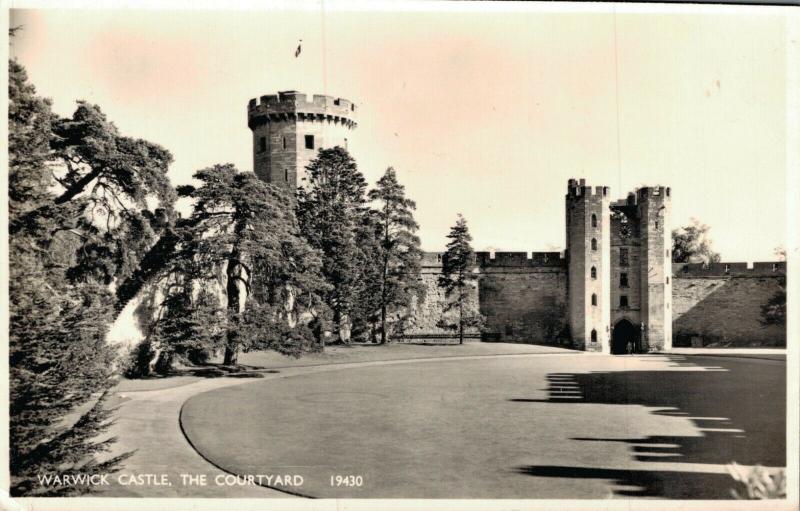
[295,39,302,58]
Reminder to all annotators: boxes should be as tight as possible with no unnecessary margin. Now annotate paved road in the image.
[181,353,785,499]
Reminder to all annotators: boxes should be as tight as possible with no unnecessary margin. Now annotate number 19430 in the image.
[330,475,363,487]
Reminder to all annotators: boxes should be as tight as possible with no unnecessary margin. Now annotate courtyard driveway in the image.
[99,343,570,497]
[180,352,785,499]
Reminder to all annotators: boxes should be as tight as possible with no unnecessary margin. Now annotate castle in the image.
[247,91,786,353]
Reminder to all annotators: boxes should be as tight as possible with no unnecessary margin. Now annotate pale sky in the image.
[9,3,790,261]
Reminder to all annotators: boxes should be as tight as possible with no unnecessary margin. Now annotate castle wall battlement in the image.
[673,261,786,277]
[248,91,356,128]
[420,251,567,269]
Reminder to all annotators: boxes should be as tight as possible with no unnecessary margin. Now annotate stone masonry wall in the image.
[403,252,569,344]
[671,263,786,347]
[479,268,569,343]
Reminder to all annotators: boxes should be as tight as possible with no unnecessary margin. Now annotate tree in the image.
[761,247,786,327]
[671,219,721,264]
[296,147,373,343]
[8,59,143,495]
[437,214,483,344]
[158,164,329,367]
[368,167,424,343]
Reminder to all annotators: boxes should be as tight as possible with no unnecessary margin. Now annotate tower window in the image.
[305,134,315,149]
[591,329,597,343]
[283,136,287,149]
[666,276,670,284]
[654,220,659,230]
[591,238,597,251]
[666,249,670,258]
[620,273,629,288]
[590,266,597,279]
[591,293,597,306]
[619,248,629,266]
[285,168,289,182]
[259,136,267,153]
[591,214,597,228]
[620,296,629,308]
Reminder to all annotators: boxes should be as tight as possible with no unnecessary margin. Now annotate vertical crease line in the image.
[613,6,622,193]
[321,0,328,95]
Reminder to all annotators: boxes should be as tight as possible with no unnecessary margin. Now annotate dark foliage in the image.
[367,167,424,343]
[437,214,484,344]
[9,58,173,495]
[296,147,380,343]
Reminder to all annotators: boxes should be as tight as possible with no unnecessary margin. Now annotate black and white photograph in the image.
[3,1,798,509]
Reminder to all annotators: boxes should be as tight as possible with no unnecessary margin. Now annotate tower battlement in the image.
[566,178,609,199]
[248,91,356,188]
[248,91,356,129]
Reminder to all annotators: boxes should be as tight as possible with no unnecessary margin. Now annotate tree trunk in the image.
[224,246,247,366]
[458,293,464,345]
[54,168,102,204]
[380,304,387,345]
[380,244,389,345]
[223,342,238,366]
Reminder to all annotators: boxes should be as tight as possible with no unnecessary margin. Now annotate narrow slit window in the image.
[591,214,597,228]
[590,266,597,279]
[591,293,597,306]
[305,134,315,149]
[259,136,267,153]
[591,238,597,251]
[285,168,289,182]
[620,273,629,288]
[619,248,629,266]
[620,296,629,308]
[283,136,287,149]
[591,330,597,343]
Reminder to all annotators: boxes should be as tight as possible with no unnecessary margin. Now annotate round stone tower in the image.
[247,91,357,189]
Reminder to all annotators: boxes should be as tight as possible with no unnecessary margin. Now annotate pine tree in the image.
[368,167,423,343]
[8,59,145,495]
[156,164,329,367]
[438,214,483,344]
[296,147,374,343]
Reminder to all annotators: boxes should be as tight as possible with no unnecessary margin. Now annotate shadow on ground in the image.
[511,354,785,498]
[515,465,735,498]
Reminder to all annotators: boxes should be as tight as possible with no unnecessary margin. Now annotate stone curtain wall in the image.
[403,256,786,348]
[403,252,569,344]
[402,269,481,342]
[479,268,569,343]
[671,262,786,347]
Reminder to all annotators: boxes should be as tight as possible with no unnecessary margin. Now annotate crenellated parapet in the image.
[247,91,356,129]
[420,251,567,271]
[673,261,786,277]
[566,178,609,199]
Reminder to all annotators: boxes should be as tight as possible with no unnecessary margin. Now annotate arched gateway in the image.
[611,319,639,354]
